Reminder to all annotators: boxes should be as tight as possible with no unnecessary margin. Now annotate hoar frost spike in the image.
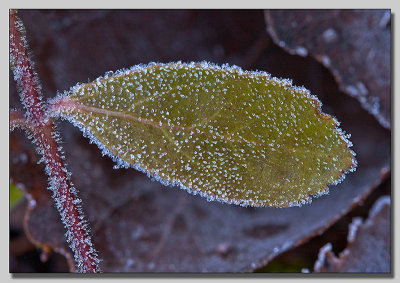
[49,61,357,208]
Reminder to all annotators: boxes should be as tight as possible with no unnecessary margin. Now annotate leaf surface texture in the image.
[52,62,356,207]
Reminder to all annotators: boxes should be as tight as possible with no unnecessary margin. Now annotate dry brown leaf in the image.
[265,9,391,129]
[314,196,390,273]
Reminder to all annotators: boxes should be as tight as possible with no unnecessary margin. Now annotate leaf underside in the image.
[51,62,356,207]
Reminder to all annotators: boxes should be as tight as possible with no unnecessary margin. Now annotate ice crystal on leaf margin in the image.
[48,61,357,208]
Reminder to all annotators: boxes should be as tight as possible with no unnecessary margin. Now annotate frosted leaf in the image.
[265,10,390,129]
[49,62,356,207]
[314,196,390,272]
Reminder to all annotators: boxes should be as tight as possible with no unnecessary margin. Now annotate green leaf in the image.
[10,183,24,209]
[50,62,356,207]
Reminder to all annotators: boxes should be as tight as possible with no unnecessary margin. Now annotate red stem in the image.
[10,109,28,131]
[10,10,101,273]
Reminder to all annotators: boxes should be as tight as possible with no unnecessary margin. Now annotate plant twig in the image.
[10,109,29,131]
[9,10,101,273]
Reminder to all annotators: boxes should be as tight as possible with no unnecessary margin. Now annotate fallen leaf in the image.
[9,131,74,271]
[265,9,391,129]
[314,196,390,273]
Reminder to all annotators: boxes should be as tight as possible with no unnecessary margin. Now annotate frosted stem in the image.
[9,10,101,273]
[10,109,29,131]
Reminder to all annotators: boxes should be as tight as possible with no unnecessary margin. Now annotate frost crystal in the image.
[50,61,357,208]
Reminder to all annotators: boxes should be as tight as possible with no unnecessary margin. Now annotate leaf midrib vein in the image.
[71,101,268,146]
[63,98,331,157]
